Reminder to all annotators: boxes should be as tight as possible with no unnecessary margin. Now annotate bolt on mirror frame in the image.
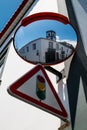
[13,12,78,66]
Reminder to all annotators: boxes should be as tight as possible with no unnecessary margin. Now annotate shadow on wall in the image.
[65,0,87,129]
[78,0,87,13]
[67,38,87,130]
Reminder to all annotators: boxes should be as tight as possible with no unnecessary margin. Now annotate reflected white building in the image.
[19,30,74,64]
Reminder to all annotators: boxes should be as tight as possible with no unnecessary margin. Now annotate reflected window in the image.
[33,43,36,50]
[56,43,59,50]
[49,42,53,49]
[26,46,29,52]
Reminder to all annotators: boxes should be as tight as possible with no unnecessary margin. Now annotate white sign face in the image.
[8,64,68,120]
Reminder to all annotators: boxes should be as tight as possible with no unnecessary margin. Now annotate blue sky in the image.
[0,0,77,49]
[15,20,77,49]
[0,0,23,31]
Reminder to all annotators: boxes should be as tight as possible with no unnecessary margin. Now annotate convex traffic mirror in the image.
[14,12,78,66]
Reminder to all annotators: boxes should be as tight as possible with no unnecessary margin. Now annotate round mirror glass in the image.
[14,13,78,66]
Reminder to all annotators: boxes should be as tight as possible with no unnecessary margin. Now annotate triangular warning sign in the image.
[8,64,68,120]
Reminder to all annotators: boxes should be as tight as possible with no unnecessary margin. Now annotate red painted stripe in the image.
[21,12,69,27]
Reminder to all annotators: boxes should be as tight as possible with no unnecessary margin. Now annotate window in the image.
[26,46,29,52]
[36,50,39,56]
[56,43,59,50]
[33,43,36,50]
[49,42,53,49]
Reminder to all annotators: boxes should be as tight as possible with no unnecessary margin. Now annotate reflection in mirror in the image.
[14,19,77,65]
